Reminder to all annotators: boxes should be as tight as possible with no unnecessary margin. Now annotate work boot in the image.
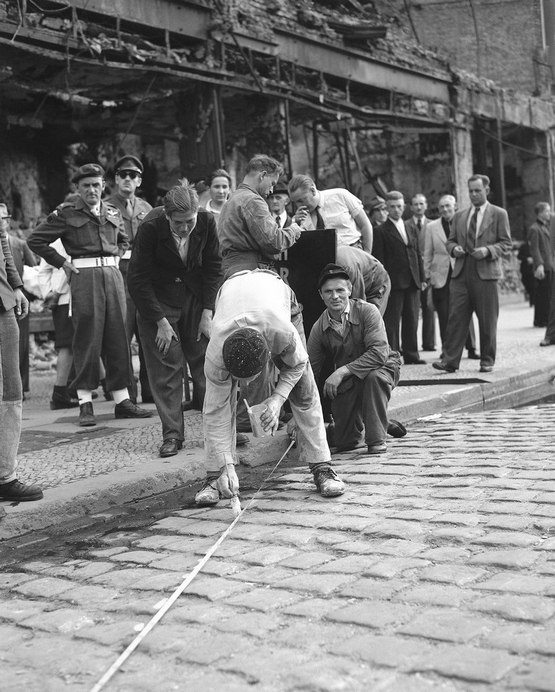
[0,479,43,502]
[195,478,220,506]
[114,399,153,419]
[50,387,79,410]
[312,465,345,497]
[79,402,96,427]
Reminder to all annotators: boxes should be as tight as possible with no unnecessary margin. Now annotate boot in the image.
[50,386,79,410]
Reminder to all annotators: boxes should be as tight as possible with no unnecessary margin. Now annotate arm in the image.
[0,231,28,319]
[243,196,302,255]
[484,208,512,260]
[28,212,70,268]
[23,242,37,267]
[200,214,223,312]
[446,214,465,257]
[372,226,386,265]
[345,304,390,378]
[353,208,373,253]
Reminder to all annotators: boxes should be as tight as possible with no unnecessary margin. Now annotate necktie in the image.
[125,199,134,216]
[275,214,282,228]
[313,207,325,229]
[417,218,422,232]
[468,208,479,252]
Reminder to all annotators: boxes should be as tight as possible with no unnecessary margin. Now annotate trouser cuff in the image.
[309,461,333,473]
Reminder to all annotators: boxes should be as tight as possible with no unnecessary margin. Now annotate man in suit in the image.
[127,180,222,457]
[373,191,426,365]
[106,155,153,403]
[433,175,512,374]
[406,194,436,351]
[267,180,292,229]
[423,194,479,360]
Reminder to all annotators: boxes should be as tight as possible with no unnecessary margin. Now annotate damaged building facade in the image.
[0,0,554,238]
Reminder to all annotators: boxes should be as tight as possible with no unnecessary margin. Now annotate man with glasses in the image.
[0,205,43,501]
[28,163,153,426]
[106,155,153,404]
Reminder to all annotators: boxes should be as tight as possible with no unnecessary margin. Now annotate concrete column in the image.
[450,123,473,208]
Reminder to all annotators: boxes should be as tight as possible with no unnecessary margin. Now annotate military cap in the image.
[222,327,269,379]
[318,263,351,289]
[72,163,105,183]
[368,196,386,212]
[114,155,143,174]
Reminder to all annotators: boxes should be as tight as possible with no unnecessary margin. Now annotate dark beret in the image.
[72,163,105,183]
[114,155,143,174]
[318,263,351,289]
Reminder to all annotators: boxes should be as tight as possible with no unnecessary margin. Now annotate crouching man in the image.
[196,269,345,505]
[308,264,401,454]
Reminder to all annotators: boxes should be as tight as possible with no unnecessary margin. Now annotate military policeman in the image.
[106,154,153,404]
[28,163,153,427]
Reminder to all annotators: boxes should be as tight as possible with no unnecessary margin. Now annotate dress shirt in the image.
[391,217,408,245]
[327,301,350,337]
[301,188,364,247]
[171,232,189,263]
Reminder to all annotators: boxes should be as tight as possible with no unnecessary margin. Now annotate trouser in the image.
[383,286,420,363]
[420,285,436,350]
[442,259,499,369]
[432,283,477,357]
[544,272,555,342]
[138,296,207,441]
[69,266,132,392]
[120,259,152,402]
[534,271,551,327]
[0,308,22,483]
[204,360,331,475]
[331,369,395,450]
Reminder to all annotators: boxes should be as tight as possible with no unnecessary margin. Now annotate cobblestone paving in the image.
[2,404,555,691]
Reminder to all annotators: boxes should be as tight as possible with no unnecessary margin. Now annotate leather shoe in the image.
[159,438,183,457]
[114,399,153,419]
[479,365,493,373]
[387,420,407,438]
[405,358,427,365]
[0,479,43,502]
[79,402,96,427]
[367,443,387,454]
[432,361,457,373]
[540,339,555,347]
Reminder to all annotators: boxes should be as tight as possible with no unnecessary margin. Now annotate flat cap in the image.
[318,263,351,289]
[114,155,143,173]
[72,163,105,183]
[368,196,386,212]
[222,327,269,379]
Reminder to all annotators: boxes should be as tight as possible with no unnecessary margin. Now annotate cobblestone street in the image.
[2,403,555,691]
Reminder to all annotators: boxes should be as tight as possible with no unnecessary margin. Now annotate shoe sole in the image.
[195,498,220,506]
[318,487,346,497]
[114,413,154,419]
[160,449,179,458]
[79,420,96,427]
[0,492,44,502]
[367,447,387,454]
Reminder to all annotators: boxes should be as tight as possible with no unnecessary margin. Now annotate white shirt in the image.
[467,202,488,234]
[301,188,364,246]
[391,217,408,245]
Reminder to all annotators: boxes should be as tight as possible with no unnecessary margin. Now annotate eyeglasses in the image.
[116,170,140,180]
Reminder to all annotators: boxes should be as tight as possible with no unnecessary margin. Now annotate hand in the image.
[421,281,428,291]
[155,317,179,355]
[215,463,239,499]
[197,308,213,341]
[259,393,284,436]
[452,245,466,258]
[470,247,489,260]
[43,291,60,310]
[293,206,309,225]
[62,260,79,280]
[323,366,349,400]
[534,265,546,280]
[13,288,29,320]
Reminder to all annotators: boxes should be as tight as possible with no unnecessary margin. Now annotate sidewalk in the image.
[2,295,554,539]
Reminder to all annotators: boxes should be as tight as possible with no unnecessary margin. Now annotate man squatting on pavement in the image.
[308,264,401,455]
[28,163,153,427]
[0,218,43,501]
[196,269,345,506]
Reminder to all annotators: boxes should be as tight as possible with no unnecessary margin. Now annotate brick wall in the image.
[403,0,548,95]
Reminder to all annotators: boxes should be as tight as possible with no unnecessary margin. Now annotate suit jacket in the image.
[405,216,429,255]
[446,203,512,280]
[527,220,553,272]
[373,218,423,291]
[0,229,23,311]
[127,207,222,323]
[423,218,452,289]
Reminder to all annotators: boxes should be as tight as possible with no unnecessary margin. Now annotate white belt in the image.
[121,250,132,260]
[72,256,119,268]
